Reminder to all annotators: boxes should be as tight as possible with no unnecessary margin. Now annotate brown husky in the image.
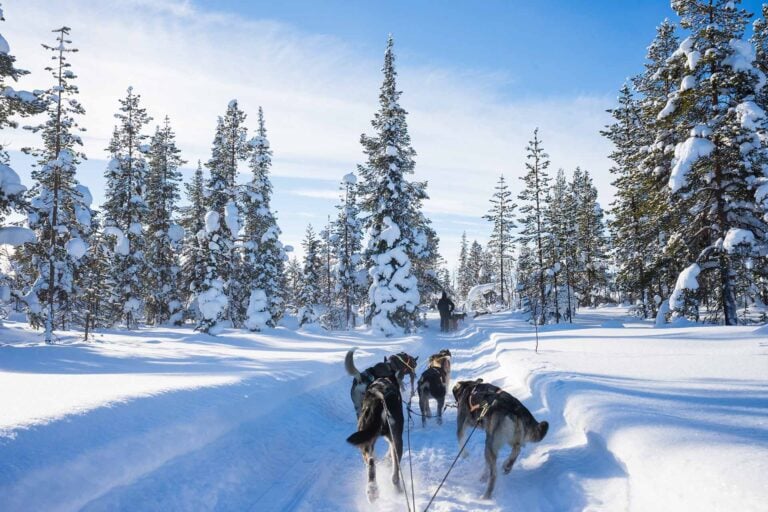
[453,379,549,499]
[387,352,419,396]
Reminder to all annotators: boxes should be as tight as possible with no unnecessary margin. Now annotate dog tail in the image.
[345,348,361,380]
[346,390,384,445]
[533,420,549,442]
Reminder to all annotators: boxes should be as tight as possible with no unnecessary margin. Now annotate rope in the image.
[382,400,412,512]
[422,403,491,512]
[405,396,416,512]
[391,353,417,372]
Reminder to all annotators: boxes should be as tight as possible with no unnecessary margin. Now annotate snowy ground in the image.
[1,308,766,511]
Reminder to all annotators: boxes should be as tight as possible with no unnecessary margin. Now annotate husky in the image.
[345,348,397,417]
[346,376,404,502]
[452,379,549,499]
[387,352,419,397]
[417,349,452,426]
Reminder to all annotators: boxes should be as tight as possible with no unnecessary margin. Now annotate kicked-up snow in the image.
[0,307,766,511]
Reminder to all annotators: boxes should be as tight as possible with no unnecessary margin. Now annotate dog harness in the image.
[468,383,503,420]
[391,353,416,372]
[360,362,396,386]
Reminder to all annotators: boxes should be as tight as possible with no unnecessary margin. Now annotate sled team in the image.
[345,346,548,502]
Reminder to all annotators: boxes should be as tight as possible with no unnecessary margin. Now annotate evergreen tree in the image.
[456,231,471,300]
[197,101,248,333]
[179,161,207,321]
[665,0,768,324]
[298,224,322,326]
[284,256,302,314]
[571,168,610,307]
[517,129,551,321]
[466,240,484,288]
[21,27,91,341]
[483,174,516,306]
[240,107,286,328]
[358,36,424,336]
[0,7,38,323]
[80,212,111,338]
[332,172,364,328]
[102,86,152,328]
[145,116,185,325]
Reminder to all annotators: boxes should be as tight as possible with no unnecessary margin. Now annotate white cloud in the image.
[2,0,617,268]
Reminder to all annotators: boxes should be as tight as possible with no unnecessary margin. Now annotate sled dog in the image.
[345,348,397,417]
[346,376,404,502]
[387,352,419,397]
[452,378,549,499]
[417,349,452,426]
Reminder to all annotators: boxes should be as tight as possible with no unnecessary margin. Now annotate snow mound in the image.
[0,163,26,198]
[669,127,714,193]
[65,237,88,260]
[722,228,755,253]
[205,211,220,234]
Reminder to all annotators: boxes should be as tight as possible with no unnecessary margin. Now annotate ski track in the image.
[2,310,766,510]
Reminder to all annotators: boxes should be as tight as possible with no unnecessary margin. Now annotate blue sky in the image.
[3,0,766,269]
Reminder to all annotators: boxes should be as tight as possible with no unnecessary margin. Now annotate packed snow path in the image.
[1,308,766,511]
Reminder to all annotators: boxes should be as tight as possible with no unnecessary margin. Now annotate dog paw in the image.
[481,491,493,500]
[366,484,379,502]
[503,463,513,474]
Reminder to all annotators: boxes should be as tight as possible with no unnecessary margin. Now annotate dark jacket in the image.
[437,296,455,315]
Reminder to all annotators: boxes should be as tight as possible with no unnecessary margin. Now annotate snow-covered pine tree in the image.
[283,256,302,314]
[0,3,42,158]
[318,216,334,310]
[467,240,484,288]
[603,84,653,314]
[332,172,364,328]
[20,27,92,341]
[358,36,424,336]
[483,174,516,306]
[457,232,471,300]
[0,6,38,323]
[517,128,551,321]
[298,224,322,326]
[240,107,286,329]
[571,168,610,307]
[179,161,207,321]
[80,211,111,339]
[636,19,687,307]
[197,101,248,333]
[145,116,185,325]
[751,5,768,310]
[102,86,151,329]
[543,169,574,322]
[665,0,768,324]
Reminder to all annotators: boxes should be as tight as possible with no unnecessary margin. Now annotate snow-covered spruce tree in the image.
[358,36,425,335]
[297,224,323,326]
[571,168,610,307]
[0,6,39,322]
[318,217,335,311]
[20,27,92,341]
[197,101,248,333]
[517,129,552,321]
[665,0,768,324]
[0,3,42,159]
[145,116,185,325]
[240,107,286,330]
[635,19,688,310]
[467,240,485,288]
[483,174,517,306]
[751,5,768,309]
[283,256,302,314]
[543,168,576,322]
[80,211,111,339]
[102,86,151,329]
[332,172,364,328]
[457,232,471,300]
[179,161,207,321]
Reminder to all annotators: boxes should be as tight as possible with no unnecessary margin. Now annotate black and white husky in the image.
[345,348,397,417]
[452,379,549,499]
[417,349,452,426]
[346,376,404,502]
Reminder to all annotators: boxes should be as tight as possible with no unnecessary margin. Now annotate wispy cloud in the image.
[2,0,615,267]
